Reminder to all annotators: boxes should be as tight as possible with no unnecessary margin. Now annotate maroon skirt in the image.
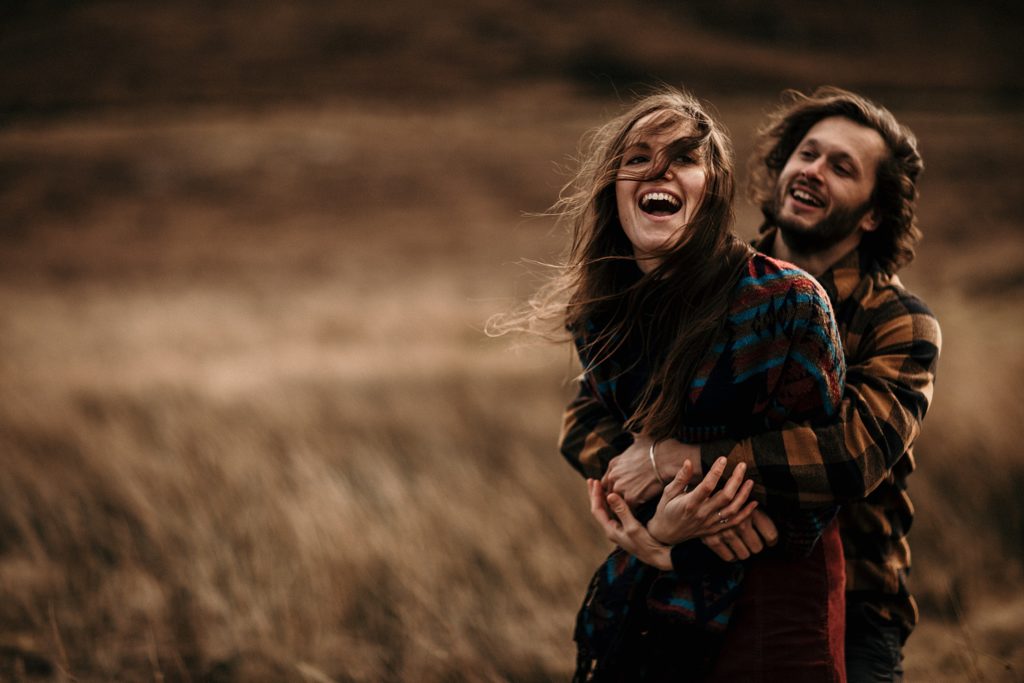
[708,519,846,682]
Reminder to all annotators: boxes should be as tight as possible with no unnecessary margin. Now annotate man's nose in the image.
[801,157,826,181]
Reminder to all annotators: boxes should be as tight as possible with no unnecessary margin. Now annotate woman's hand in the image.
[602,435,698,507]
[600,434,661,507]
[646,457,758,545]
[587,479,672,571]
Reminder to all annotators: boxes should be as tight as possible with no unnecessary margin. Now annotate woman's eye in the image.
[624,155,649,166]
[674,154,695,165]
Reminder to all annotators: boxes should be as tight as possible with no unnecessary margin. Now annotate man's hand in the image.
[587,479,672,570]
[646,457,758,545]
[701,509,779,561]
[602,436,700,507]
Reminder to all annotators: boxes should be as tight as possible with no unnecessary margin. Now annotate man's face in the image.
[772,116,887,254]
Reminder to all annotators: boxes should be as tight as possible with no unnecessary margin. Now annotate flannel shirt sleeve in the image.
[747,276,845,555]
[558,378,634,479]
[701,291,941,509]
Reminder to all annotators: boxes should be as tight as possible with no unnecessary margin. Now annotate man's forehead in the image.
[800,116,887,164]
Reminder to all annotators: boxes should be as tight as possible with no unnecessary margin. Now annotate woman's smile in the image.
[615,114,708,273]
[637,190,683,218]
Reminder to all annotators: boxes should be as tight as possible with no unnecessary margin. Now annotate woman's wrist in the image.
[647,514,681,546]
[648,545,673,571]
[653,438,700,482]
[648,441,667,487]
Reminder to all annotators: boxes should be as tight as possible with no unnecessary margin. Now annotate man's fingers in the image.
[600,453,624,490]
[736,519,765,554]
[720,529,751,560]
[702,533,736,562]
[751,509,780,547]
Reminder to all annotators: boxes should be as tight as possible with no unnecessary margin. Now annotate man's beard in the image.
[771,192,873,255]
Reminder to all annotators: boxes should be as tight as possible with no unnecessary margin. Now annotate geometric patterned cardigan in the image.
[563,252,845,678]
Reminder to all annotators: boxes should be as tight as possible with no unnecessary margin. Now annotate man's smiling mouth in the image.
[639,191,682,217]
[790,186,825,208]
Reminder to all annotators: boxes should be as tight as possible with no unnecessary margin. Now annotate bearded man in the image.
[566,87,941,681]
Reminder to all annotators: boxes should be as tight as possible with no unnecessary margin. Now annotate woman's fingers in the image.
[714,480,755,521]
[588,479,619,533]
[605,492,638,531]
[588,479,647,548]
[703,462,750,512]
[662,458,693,499]
[719,461,748,499]
[696,499,756,537]
[690,456,727,501]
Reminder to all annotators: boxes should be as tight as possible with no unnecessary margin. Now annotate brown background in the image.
[1,1,1022,680]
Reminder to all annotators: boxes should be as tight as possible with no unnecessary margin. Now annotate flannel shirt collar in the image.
[753,226,868,308]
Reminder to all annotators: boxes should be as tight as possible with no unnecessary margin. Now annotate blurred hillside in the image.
[1,2,1023,681]
[1,0,1021,117]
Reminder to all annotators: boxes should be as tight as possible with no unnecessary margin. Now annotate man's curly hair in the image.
[749,86,924,275]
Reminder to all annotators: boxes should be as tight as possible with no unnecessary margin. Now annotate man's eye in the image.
[833,165,852,177]
[799,150,816,160]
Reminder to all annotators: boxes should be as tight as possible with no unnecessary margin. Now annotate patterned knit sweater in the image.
[564,252,845,677]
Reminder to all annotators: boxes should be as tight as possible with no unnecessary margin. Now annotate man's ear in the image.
[858,208,880,233]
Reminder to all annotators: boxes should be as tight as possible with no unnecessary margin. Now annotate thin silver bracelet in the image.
[648,441,667,487]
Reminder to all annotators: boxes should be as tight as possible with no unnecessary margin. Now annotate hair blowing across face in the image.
[490,88,751,440]
[749,86,924,275]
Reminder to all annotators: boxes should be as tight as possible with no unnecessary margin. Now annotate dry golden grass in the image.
[1,90,1022,681]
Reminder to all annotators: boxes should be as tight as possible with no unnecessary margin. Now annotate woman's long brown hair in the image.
[490,88,750,441]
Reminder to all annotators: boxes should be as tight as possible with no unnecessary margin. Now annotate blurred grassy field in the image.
[1,1,1023,681]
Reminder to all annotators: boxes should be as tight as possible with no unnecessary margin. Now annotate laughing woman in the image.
[493,88,848,681]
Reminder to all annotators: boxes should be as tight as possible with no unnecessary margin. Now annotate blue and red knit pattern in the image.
[679,254,844,443]
[572,253,846,670]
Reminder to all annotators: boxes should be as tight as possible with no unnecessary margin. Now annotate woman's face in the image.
[615,113,708,273]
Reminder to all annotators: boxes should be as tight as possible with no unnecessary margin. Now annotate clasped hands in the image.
[588,436,778,569]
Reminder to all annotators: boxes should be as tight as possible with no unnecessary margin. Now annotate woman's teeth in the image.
[639,191,681,214]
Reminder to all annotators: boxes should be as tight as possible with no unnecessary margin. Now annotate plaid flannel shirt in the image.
[561,230,941,638]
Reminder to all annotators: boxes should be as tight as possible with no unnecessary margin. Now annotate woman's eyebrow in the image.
[623,139,652,151]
